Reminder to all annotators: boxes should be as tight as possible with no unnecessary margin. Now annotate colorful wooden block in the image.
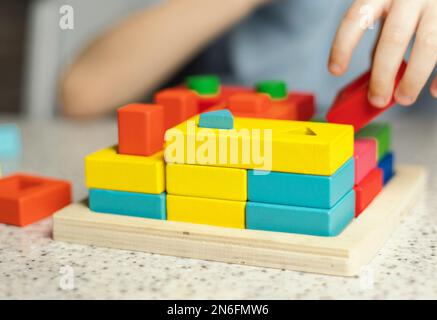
[379,152,395,184]
[256,80,288,100]
[187,75,220,96]
[246,190,355,237]
[167,194,245,229]
[354,138,377,184]
[165,117,354,175]
[356,123,391,161]
[117,103,164,156]
[155,89,199,130]
[0,174,71,227]
[85,146,165,194]
[89,189,166,220]
[199,110,234,129]
[354,167,383,217]
[0,124,22,160]
[228,92,270,114]
[289,93,316,121]
[167,164,247,201]
[248,158,354,209]
[327,61,407,132]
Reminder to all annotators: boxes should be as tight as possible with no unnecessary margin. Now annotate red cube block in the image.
[155,89,198,130]
[327,61,407,132]
[117,104,164,156]
[354,167,383,217]
[0,174,72,227]
[228,93,270,114]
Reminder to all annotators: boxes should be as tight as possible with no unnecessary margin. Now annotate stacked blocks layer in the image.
[89,189,166,219]
[166,116,353,175]
[248,158,354,209]
[246,190,355,236]
[0,174,71,227]
[354,138,377,185]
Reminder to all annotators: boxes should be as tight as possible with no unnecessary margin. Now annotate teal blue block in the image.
[248,158,354,209]
[89,189,166,220]
[246,190,355,237]
[0,124,22,159]
[199,110,234,129]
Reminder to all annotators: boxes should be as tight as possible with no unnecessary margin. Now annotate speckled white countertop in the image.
[1,103,437,299]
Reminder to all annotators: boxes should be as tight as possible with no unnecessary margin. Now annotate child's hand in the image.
[329,0,437,107]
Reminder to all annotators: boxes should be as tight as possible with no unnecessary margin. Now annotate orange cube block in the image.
[228,93,270,114]
[0,174,72,227]
[117,104,164,156]
[155,89,198,130]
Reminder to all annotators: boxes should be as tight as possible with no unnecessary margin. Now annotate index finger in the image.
[329,0,388,75]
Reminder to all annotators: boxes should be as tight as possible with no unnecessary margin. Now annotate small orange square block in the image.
[0,174,72,227]
[117,103,164,156]
[155,89,198,130]
[228,93,270,114]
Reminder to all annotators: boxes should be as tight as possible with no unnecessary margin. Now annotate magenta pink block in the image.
[354,138,377,184]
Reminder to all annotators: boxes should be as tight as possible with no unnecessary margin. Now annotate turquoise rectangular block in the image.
[378,152,395,184]
[89,189,166,220]
[248,158,354,209]
[199,109,234,129]
[0,124,22,159]
[246,190,355,237]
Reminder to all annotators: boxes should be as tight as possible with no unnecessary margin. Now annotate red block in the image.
[155,89,198,130]
[327,61,407,132]
[354,167,383,217]
[288,93,316,121]
[117,104,164,156]
[228,93,270,114]
[0,174,72,227]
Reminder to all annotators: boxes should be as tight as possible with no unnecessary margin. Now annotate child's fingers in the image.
[368,0,422,108]
[329,0,387,75]
[395,7,437,105]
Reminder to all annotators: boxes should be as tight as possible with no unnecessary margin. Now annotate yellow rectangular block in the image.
[85,146,165,194]
[167,195,246,229]
[165,117,353,175]
[167,164,247,201]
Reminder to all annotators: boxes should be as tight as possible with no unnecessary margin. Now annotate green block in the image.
[256,80,288,100]
[186,75,220,96]
[356,123,391,161]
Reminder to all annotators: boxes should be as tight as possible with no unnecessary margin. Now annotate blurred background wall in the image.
[2,0,157,118]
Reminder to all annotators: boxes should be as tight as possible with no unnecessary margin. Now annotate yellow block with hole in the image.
[167,163,247,201]
[167,195,245,229]
[164,117,354,175]
[85,146,165,194]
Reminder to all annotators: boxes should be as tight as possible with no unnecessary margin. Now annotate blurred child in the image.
[61,0,437,118]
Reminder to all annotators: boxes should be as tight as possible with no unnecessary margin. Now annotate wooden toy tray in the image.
[53,165,426,276]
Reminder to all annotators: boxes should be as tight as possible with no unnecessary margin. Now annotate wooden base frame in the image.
[53,165,426,276]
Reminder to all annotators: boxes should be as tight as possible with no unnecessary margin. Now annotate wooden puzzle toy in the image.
[167,194,246,229]
[53,74,426,276]
[247,158,354,208]
[327,61,407,132]
[354,167,384,217]
[354,138,377,185]
[199,109,234,129]
[89,189,166,220]
[166,164,247,201]
[356,122,391,161]
[246,190,355,236]
[379,152,395,184]
[85,146,165,194]
[0,174,71,227]
[117,103,165,156]
[155,89,199,130]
